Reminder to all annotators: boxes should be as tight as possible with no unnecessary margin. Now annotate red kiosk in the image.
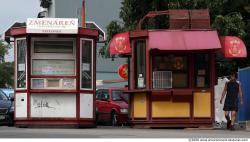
[10,18,98,127]
[109,10,247,128]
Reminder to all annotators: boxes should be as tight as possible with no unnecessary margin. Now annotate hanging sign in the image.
[109,32,131,56]
[27,18,78,34]
[221,36,247,58]
[118,64,128,80]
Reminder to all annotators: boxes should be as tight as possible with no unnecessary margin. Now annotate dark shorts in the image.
[223,95,238,112]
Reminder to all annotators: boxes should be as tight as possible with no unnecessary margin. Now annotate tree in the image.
[0,40,10,62]
[0,62,14,88]
[0,40,13,88]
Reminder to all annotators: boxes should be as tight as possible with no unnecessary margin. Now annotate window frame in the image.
[151,54,189,89]
[194,54,211,88]
[15,37,27,90]
[133,39,147,89]
[80,38,94,90]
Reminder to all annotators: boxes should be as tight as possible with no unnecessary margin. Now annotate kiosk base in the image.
[131,120,213,128]
[15,120,96,128]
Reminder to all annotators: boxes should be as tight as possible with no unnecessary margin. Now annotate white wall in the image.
[15,93,28,118]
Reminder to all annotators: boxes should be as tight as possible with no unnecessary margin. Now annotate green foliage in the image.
[106,21,124,42]
[0,40,10,58]
[0,40,13,88]
[0,62,14,88]
[98,21,124,58]
[212,13,246,38]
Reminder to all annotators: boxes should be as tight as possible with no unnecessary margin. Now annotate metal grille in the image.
[0,108,8,114]
[153,71,172,89]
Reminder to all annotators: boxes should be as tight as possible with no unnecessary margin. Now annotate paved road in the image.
[0,126,249,138]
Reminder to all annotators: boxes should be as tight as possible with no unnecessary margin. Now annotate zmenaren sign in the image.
[27,18,78,34]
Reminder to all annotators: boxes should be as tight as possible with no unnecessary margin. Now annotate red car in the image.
[96,88,129,126]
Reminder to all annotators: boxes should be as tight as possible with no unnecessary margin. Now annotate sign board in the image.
[221,36,247,58]
[27,18,78,34]
[118,64,128,80]
[109,32,131,56]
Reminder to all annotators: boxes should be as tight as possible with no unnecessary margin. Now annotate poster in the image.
[18,64,25,71]
[82,63,90,71]
[198,69,206,75]
[32,60,75,75]
[63,79,75,88]
[197,76,205,87]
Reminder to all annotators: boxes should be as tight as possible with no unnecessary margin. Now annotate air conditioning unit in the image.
[153,71,172,89]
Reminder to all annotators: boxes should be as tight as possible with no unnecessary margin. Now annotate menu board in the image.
[32,59,75,76]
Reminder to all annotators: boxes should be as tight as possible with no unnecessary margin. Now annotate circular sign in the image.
[118,64,128,80]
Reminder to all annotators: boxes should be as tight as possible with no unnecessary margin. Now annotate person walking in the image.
[220,71,243,130]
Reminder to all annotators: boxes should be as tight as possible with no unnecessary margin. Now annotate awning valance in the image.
[148,31,222,50]
[220,36,247,58]
[109,32,131,56]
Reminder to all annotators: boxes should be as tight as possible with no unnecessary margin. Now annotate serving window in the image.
[152,55,188,89]
[31,38,76,76]
[134,40,146,89]
[30,38,76,90]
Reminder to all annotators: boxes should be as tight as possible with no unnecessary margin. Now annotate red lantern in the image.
[118,64,128,80]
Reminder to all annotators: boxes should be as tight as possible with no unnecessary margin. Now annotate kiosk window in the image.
[34,41,73,53]
[152,55,188,89]
[134,40,146,89]
[194,54,210,88]
[16,39,27,89]
[81,39,93,89]
[31,39,76,76]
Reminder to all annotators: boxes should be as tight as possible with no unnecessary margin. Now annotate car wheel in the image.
[111,111,117,126]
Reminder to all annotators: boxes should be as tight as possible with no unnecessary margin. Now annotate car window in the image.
[96,90,109,100]
[102,91,109,100]
[0,91,8,100]
[112,90,122,101]
[96,90,102,100]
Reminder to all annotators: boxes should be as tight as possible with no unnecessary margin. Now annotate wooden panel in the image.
[152,101,190,118]
[193,92,211,117]
[133,93,147,118]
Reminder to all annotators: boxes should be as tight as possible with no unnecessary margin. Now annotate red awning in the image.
[109,32,131,56]
[220,36,247,58]
[148,31,222,50]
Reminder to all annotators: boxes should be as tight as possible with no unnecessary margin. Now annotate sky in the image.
[0,0,122,62]
[0,0,40,62]
[0,0,40,34]
[0,0,122,34]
